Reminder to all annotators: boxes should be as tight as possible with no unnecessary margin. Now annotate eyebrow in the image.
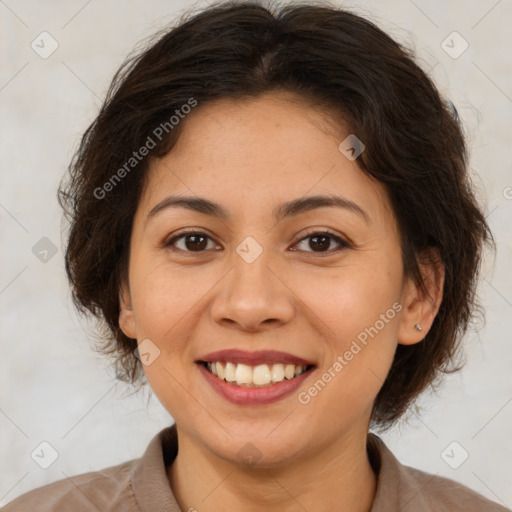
[146,193,370,225]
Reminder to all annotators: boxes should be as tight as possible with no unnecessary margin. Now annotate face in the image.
[119,92,432,467]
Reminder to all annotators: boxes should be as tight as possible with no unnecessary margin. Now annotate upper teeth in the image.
[206,362,309,387]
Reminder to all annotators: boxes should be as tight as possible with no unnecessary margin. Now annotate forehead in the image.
[138,93,393,226]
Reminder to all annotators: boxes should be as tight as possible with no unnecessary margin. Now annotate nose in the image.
[210,247,295,332]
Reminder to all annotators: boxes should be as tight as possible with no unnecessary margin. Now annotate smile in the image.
[197,362,316,406]
[203,361,314,388]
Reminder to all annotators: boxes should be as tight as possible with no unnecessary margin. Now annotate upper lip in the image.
[197,349,316,367]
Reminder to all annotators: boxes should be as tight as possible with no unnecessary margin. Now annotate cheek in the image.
[302,258,402,339]
[130,255,207,336]
[128,259,202,418]
[297,258,402,404]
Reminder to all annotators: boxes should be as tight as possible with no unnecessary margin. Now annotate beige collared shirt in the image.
[3,424,508,511]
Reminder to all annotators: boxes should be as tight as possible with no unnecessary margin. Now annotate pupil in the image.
[186,235,207,251]
[183,235,332,252]
[310,235,330,252]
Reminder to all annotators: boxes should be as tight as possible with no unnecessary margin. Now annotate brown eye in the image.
[165,230,350,255]
[166,232,219,252]
[292,231,350,253]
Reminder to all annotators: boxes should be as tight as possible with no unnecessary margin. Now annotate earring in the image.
[414,323,422,331]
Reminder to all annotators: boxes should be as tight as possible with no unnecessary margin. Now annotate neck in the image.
[167,424,377,512]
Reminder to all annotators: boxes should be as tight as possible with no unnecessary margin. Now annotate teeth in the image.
[205,361,310,387]
[235,363,253,385]
[224,362,236,382]
[271,364,284,383]
[285,364,296,379]
[253,364,271,386]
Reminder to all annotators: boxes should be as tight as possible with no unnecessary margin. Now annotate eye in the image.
[291,230,351,254]
[165,229,351,254]
[165,231,221,252]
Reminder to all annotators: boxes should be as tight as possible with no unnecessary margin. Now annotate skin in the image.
[119,91,444,512]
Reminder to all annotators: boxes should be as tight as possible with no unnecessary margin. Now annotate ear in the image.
[397,249,445,346]
[119,279,137,339]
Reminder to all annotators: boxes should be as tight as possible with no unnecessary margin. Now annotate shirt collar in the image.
[130,424,181,511]
[130,424,423,512]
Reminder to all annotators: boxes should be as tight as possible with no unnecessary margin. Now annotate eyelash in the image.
[164,229,351,255]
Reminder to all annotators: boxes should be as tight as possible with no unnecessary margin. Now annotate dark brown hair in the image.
[58,0,493,428]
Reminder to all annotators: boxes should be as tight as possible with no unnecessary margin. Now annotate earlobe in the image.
[397,250,445,346]
[119,281,137,339]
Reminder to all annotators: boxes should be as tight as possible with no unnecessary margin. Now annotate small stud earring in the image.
[414,323,422,331]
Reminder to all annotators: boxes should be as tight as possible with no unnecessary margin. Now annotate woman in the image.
[4,1,506,510]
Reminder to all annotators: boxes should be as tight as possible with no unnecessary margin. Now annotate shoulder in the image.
[368,434,509,512]
[399,464,509,511]
[2,459,139,512]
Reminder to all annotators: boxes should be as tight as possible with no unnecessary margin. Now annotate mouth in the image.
[195,349,317,405]
[199,360,316,388]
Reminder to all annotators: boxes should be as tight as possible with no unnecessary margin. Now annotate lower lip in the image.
[197,363,315,406]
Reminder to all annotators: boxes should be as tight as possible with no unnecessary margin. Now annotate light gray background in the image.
[1,0,511,507]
